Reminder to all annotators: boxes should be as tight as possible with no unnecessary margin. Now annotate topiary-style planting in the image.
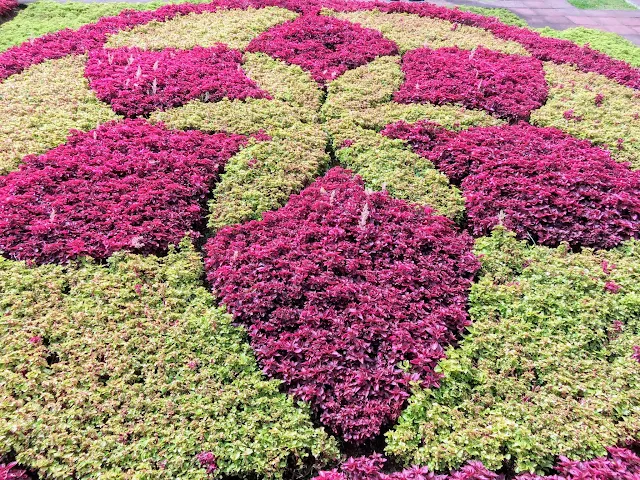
[0,0,639,478]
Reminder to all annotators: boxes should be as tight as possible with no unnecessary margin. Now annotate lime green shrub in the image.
[323,9,528,55]
[386,228,640,474]
[530,62,640,168]
[457,6,528,27]
[152,97,329,232]
[329,120,465,220]
[0,55,119,174]
[207,123,330,230]
[0,240,338,479]
[322,55,498,220]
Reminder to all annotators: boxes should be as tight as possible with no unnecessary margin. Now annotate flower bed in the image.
[0,0,639,478]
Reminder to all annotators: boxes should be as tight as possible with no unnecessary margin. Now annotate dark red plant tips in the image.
[316,448,640,480]
[85,45,269,117]
[205,167,479,442]
[0,119,249,264]
[0,463,29,480]
[246,14,398,83]
[394,46,548,121]
[384,121,640,249]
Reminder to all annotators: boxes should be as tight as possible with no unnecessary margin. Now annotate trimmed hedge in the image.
[387,228,640,473]
[0,240,338,478]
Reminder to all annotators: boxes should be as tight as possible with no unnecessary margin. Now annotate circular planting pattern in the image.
[0,1,639,479]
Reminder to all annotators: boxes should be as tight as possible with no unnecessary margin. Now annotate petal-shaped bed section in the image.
[384,121,640,249]
[104,6,299,51]
[205,167,479,442]
[0,55,119,175]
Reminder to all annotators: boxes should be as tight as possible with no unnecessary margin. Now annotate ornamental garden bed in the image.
[0,1,639,479]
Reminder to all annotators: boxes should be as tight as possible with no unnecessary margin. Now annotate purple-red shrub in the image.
[85,45,269,117]
[633,346,640,363]
[384,121,640,249]
[0,0,17,18]
[246,14,398,83]
[204,167,479,443]
[196,452,218,475]
[0,463,29,480]
[394,47,548,121]
[316,454,498,480]
[316,448,640,480]
[0,119,249,264]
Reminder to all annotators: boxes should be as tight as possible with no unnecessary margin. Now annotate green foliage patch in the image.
[387,228,640,474]
[0,55,119,175]
[0,240,338,479]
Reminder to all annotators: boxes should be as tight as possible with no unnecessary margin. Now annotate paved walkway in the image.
[433,0,640,44]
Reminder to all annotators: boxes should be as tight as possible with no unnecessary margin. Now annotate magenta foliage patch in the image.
[394,47,548,121]
[205,167,479,443]
[85,45,269,117]
[517,447,640,480]
[246,14,398,83]
[0,119,249,264]
[316,454,498,480]
[0,463,29,480]
[317,448,640,480]
[0,0,17,17]
[196,452,217,475]
[384,121,640,249]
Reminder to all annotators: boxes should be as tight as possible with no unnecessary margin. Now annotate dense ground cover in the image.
[0,0,639,479]
[0,0,17,18]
